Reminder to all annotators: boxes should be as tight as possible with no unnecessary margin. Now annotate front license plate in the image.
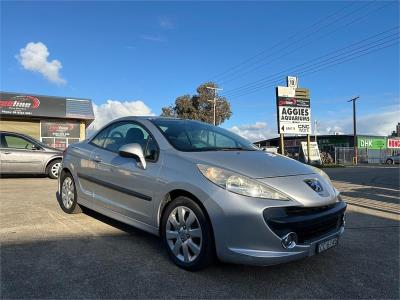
[317,237,338,253]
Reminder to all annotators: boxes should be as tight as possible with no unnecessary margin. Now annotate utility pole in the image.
[206,86,223,126]
[348,96,360,165]
[314,120,318,143]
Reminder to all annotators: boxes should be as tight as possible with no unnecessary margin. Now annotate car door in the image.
[89,121,161,225]
[0,133,45,173]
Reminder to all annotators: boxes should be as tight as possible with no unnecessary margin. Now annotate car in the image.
[57,117,346,270]
[0,131,63,179]
[385,153,400,164]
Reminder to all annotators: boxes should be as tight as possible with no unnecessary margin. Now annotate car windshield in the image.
[150,118,259,152]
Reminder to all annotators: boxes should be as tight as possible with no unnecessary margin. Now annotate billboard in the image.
[276,86,311,134]
[0,92,66,118]
[41,121,80,138]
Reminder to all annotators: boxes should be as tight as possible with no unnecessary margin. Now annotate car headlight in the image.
[197,164,290,200]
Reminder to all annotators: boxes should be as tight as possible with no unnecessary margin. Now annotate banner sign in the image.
[0,92,66,118]
[276,86,311,134]
[301,141,321,164]
[41,121,80,138]
[388,138,400,149]
[357,136,386,150]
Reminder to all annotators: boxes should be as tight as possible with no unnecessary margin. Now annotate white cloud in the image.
[317,106,399,136]
[229,105,399,143]
[229,122,276,142]
[88,100,155,132]
[16,42,66,85]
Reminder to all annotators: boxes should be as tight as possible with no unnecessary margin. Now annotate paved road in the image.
[1,167,399,299]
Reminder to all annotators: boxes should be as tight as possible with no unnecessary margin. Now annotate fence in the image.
[334,147,392,164]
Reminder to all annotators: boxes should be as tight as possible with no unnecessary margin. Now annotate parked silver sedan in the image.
[0,131,63,179]
[58,117,346,270]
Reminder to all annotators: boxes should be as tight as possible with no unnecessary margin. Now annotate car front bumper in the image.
[204,185,346,266]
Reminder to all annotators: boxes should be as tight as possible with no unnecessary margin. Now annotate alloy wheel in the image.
[61,177,74,209]
[51,162,61,178]
[166,206,202,263]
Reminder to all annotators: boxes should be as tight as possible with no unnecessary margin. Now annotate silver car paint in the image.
[0,131,62,175]
[60,116,344,266]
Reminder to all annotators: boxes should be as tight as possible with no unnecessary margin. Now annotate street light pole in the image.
[206,86,223,126]
[348,96,360,165]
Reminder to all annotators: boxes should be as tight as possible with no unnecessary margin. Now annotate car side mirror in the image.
[31,144,40,150]
[119,143,147,169]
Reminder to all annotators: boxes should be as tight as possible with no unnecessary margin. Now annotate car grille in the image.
[264,201,346,243]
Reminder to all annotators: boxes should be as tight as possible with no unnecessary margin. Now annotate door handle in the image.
[92,156,102,162]
[3,151,11,154]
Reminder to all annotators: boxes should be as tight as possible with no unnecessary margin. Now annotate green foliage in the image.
[161,82,232,125]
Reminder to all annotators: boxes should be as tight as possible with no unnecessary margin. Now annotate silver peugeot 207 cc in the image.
[58,117,346,270]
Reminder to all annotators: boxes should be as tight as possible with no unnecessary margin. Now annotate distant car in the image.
[385,153,400,164]
[0,131,63,179]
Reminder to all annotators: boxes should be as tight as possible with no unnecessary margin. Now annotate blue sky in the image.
[1,1,399,140]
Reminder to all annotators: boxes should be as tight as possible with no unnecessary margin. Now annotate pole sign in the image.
[287,76,298,88]
[276,86,311,134]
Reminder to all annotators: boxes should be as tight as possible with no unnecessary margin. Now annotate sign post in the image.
[276,76,312,162]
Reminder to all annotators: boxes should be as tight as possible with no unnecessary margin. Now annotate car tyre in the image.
[47,159,62,179]
[59,171,82,214]
[386,158,394,165]
[161,196,214,271]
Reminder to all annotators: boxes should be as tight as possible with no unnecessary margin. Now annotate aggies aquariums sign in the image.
[0,92,66,117]
[276,86,311,134]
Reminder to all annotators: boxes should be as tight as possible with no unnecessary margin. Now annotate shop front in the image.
[0,92,94,149]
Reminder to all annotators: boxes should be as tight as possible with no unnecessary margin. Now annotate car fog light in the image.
[281,232,298,249]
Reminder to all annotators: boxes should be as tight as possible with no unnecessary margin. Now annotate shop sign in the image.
[41,121,80,138]
[388,138,400,149]
[357,137,386,150]
[0,92,66,118]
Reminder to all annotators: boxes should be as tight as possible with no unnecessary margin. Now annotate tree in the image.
[160,82,232,125]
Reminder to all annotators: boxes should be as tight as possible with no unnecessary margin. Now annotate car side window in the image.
[92,121,158,161]
[3,135,35,150]
[90,127,110,148]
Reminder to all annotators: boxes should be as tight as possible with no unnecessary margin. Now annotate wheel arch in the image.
[158,189,215,245]
[44,156,63,173]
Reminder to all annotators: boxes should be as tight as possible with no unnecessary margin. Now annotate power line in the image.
[210,1,359,81]
[225,40,398,99]
[217,1,393,85]
[221,27,399,97]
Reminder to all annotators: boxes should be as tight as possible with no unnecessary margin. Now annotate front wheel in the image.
[161,196,214,271]
[386,158,394,165]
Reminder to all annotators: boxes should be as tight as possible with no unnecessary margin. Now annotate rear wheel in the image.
[161,196,214,271]
[47,159,62,179]
[59,172,82,214]
[386,158,394,164]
